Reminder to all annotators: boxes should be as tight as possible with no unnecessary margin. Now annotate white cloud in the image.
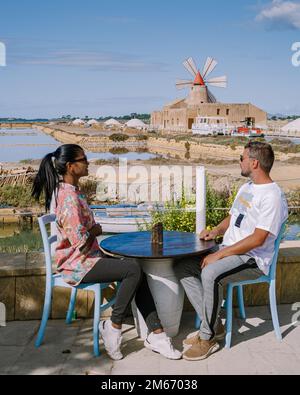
[19,50,168,72]
[256,0,300,30]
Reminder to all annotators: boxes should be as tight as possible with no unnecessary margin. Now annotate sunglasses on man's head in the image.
[240,155,256,163]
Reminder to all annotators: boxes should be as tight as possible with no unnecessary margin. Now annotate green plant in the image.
[185,141,191,151]
[140,181,238,233]
[109,147,129,155]
[79,179,98,204]
[135,135,149,141]
[19,159,33,164]
[0,184,43,208]
[109,134,129,142]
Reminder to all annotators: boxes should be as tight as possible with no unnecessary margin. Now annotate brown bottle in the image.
[151,222,163,245]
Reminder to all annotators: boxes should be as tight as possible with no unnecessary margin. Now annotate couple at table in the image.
[32,142,288,362]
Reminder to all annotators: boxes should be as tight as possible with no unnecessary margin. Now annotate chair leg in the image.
[225,284,234,349]
[93,286,101,357]
[35,286,52,347]
[195,314,201,330]
[269,281,282,342]
[66,287,78,324]
[237,285,246,320]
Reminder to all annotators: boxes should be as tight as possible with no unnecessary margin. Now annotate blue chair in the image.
[195,221,286,349]
[35,214,117,357]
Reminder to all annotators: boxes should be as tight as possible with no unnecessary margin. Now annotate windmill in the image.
[176,57,227,104]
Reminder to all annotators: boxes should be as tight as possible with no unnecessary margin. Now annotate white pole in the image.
[196,166,206,234]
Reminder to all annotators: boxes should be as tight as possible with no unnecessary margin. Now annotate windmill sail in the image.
[207,88,217,103]
[202,57,218,78]
[206,76,227,88]
[176,79,193,90]
[176,56,227,103]
[183,57,198,77]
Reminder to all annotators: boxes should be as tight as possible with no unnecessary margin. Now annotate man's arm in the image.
[201,228,270,268]
[200,216,231,240]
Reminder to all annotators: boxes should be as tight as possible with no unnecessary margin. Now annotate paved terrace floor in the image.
[1,305,300,375]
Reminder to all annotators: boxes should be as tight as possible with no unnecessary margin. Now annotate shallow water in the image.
[0,128,157,162]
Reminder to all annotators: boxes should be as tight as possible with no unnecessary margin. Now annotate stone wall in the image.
[1,244,300,322]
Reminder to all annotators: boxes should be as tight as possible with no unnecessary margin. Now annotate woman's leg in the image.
[82,257,143,326]
[134,273,163,333]
[134,273,182,360]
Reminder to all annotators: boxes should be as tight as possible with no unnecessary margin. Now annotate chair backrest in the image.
[38,214,57,281]
[268,221,287,281]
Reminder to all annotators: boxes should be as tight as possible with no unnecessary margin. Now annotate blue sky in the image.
[0,0,300,118]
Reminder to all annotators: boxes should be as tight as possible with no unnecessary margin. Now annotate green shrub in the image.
[140,181,238,233]
[109,147,129,155]
[0,184,42,208]
[19,159,33,164]
[135,135,149,141]
[79,179,98,204]
[109,134,129,142]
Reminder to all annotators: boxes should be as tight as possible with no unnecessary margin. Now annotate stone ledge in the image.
[0,245,300,321]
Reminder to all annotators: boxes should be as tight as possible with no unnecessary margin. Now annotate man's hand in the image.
[199,228,219,241]
[201,252,221,269]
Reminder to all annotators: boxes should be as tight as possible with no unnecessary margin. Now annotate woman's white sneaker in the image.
[99,320,123,361]
[144,332,182,360]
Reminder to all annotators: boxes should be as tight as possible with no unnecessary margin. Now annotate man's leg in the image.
[183,255,262,361]
[173,256,205,322]
[199,255,261,341]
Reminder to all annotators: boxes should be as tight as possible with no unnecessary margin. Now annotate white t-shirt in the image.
[222,182,288,275]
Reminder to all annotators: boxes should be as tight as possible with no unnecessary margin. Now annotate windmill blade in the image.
[206,75,228,88]
[183,57,198,77]
[207,88,217,103]
[202,57,218,78]
[176,79,193,90]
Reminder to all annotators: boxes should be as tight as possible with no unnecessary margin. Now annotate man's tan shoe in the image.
[183,339,220,361]
[183,322,226,346]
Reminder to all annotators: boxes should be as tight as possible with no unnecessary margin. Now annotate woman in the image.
[32,144,181,361]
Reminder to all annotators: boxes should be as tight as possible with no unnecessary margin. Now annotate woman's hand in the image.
[90,224,103,238]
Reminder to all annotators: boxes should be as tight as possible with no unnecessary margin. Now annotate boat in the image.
[92,203,152,233]
[192,116,230,136]
[231,126,265,138]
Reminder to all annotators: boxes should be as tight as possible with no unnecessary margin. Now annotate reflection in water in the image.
[0,128,158,162]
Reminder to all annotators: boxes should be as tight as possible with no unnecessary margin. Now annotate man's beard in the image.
[241,170,251,178]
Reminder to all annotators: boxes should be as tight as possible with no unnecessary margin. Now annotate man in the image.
[174,141,288,361]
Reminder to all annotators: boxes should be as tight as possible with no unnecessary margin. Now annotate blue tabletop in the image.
[100,231,216,259]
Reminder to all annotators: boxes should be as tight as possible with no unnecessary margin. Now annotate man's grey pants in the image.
[173,251,263,341]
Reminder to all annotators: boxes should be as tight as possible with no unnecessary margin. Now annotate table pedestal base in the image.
[132,258,184,339]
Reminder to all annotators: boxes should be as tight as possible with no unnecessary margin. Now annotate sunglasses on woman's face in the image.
[72,156,88,163]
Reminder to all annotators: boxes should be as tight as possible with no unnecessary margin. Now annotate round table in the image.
[100,231,216,339]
